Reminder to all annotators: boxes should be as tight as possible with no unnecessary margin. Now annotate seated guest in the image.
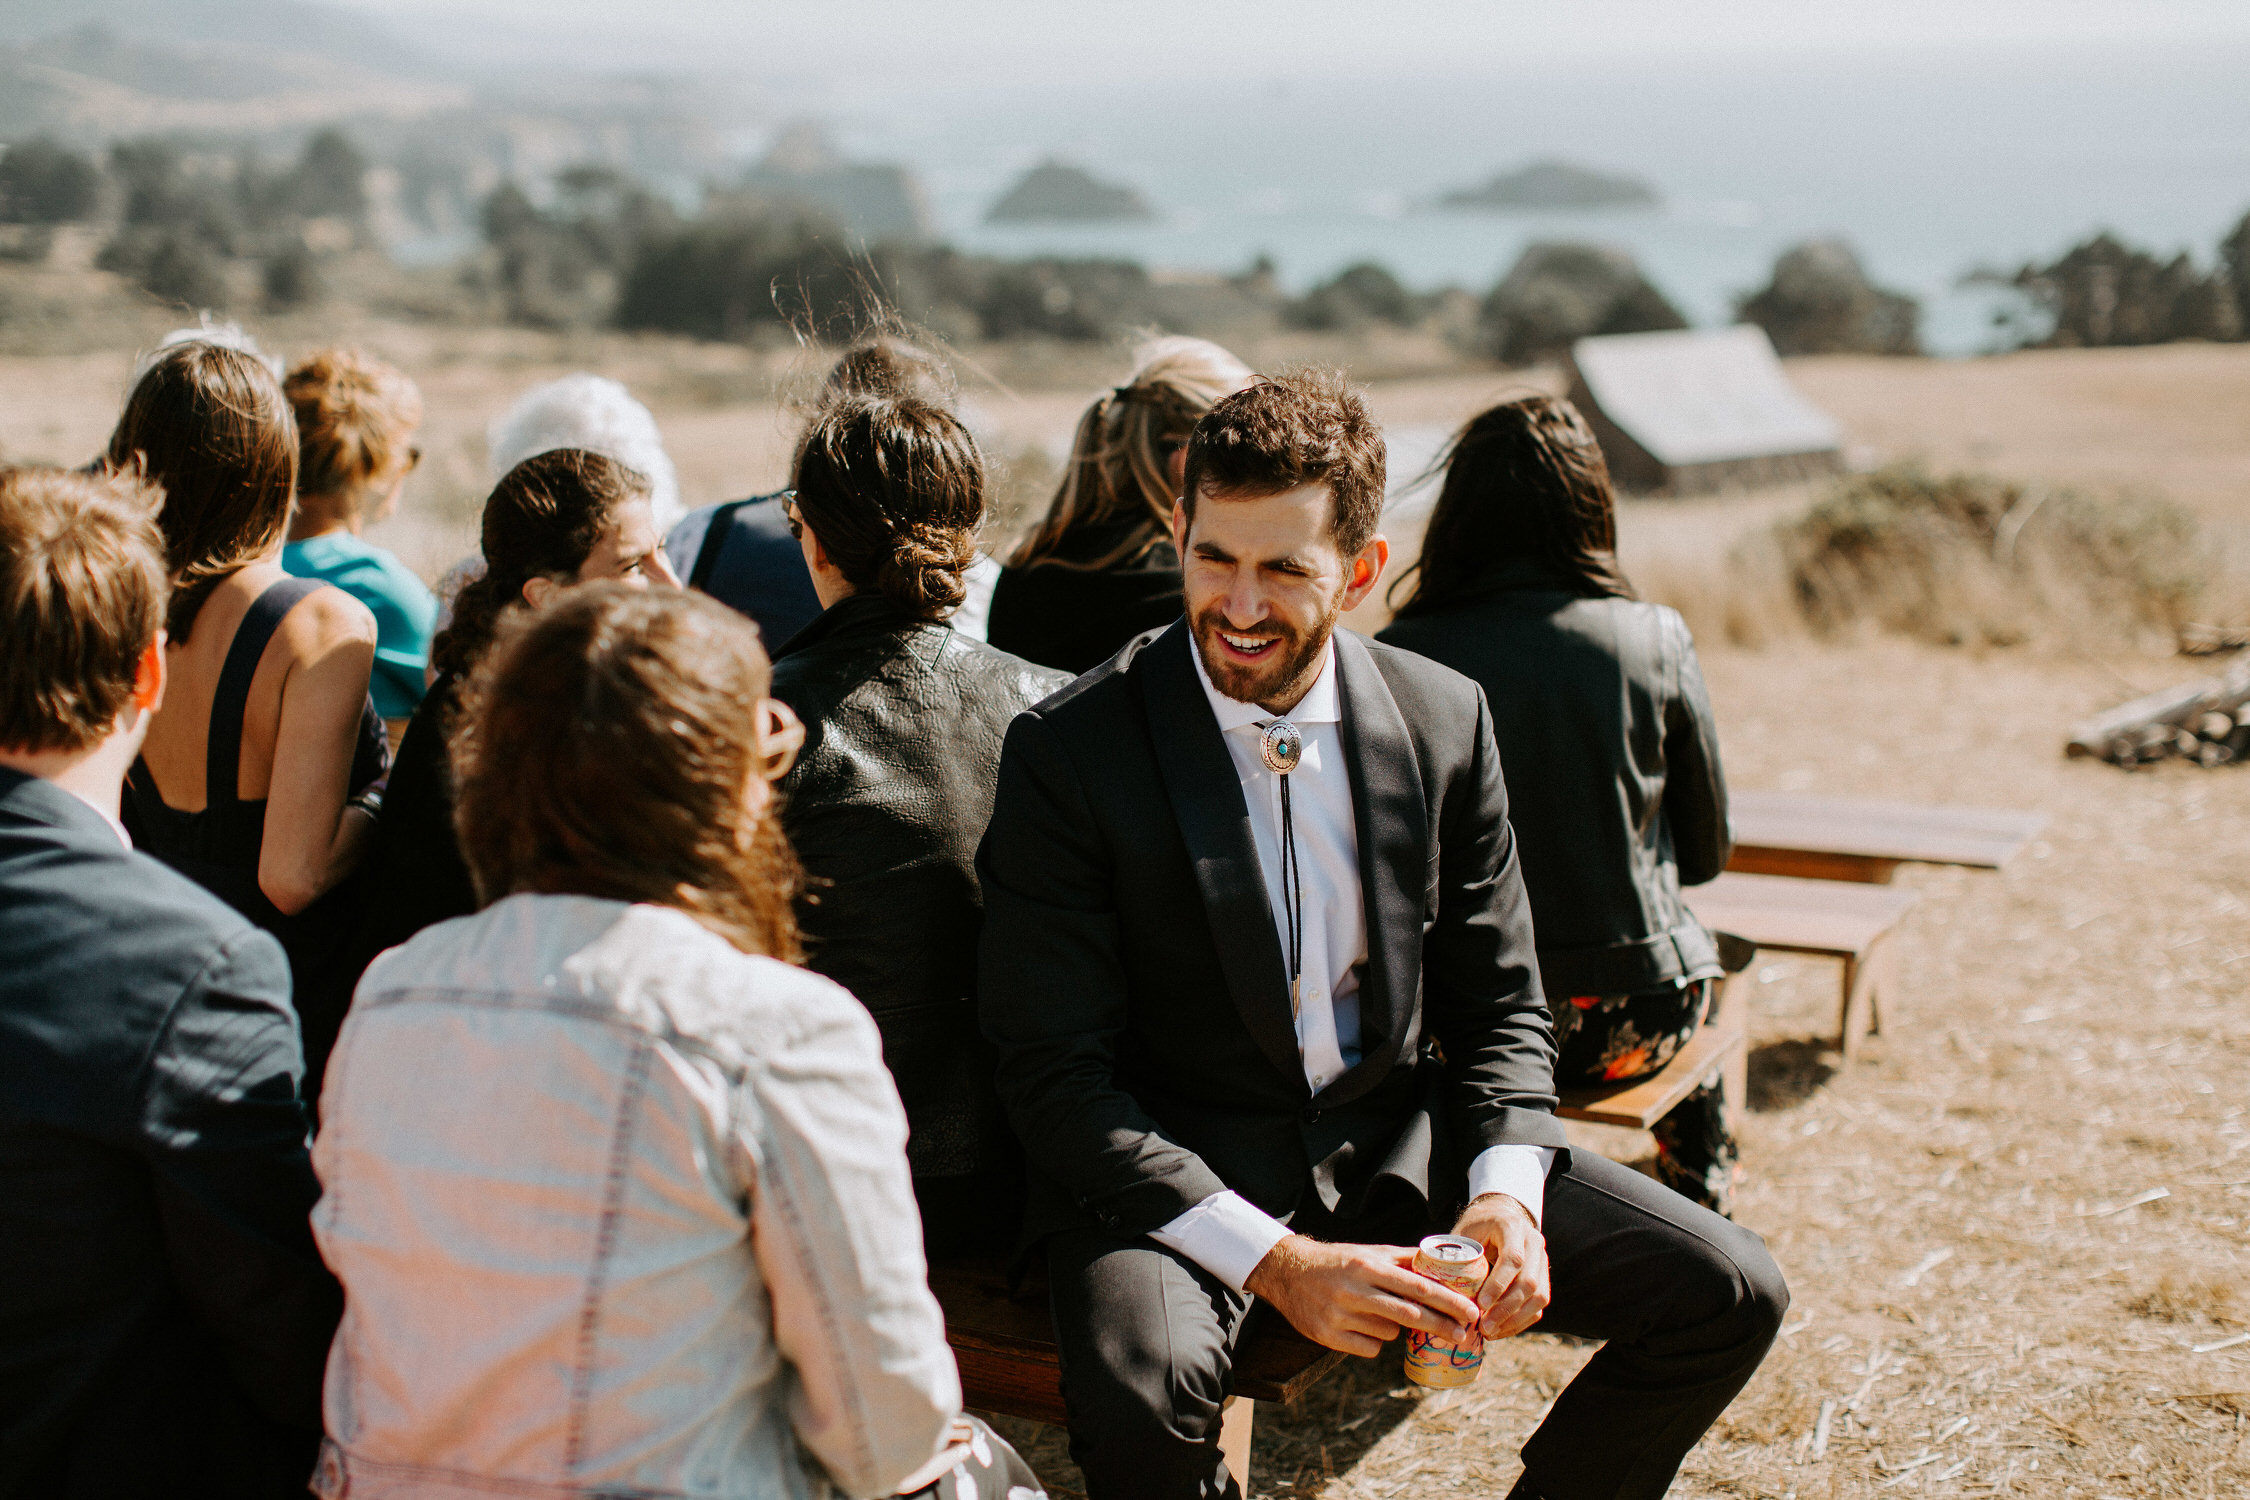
[281,349,438,732]
[668,333,1002,647]
[109,339,388,1073]
[1379,396,1739,1213]
[431,373,687,622]
[771,391,1069,1260]
[987,335,1252,674]
[0,465,339,1497]
[978,371,1786,1500]
[345,449,676,982]
[312,583,1042,1500]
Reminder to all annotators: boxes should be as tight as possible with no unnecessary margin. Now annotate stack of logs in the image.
[2066,655,2250,769]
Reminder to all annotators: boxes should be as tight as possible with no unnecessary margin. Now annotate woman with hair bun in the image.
[773,392,1068,1260]
[987,334,1252,674]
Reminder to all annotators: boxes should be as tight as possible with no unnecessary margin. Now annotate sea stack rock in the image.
[1439,159,1659,212]
[1481,242,1687,365]
[985,161,1155,225]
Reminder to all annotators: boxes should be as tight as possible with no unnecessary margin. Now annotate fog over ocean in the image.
[805,37,2250,355]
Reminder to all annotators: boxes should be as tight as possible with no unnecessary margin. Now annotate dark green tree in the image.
[289,128,367,222]
[0,137,102,224]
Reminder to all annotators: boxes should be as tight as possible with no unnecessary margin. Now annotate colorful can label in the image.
[1402,1234,1489,1389]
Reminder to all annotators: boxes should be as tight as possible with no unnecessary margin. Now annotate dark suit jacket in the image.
[977,622,1565,1247]
[0,769,339,1498]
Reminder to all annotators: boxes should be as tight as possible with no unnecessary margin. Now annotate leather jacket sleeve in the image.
[977,711,1233,1239]
[1660,613,1732,888]
[137,926,339,1434]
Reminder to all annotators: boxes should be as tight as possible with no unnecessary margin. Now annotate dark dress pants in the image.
[1046,1151,1788,1500]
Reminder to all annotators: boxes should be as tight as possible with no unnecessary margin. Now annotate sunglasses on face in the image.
[757,697,804,783]
[780,490,803,541]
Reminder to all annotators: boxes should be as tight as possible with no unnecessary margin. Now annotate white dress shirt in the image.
[1150,640,1555,1293]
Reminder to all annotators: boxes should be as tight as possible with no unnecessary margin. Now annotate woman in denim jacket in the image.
[310,584,1040,1500]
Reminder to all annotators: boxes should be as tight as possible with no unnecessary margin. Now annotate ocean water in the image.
[828,38,2250,356]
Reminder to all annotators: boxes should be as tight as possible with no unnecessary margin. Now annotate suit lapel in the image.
[1325,630,1428,1100]
[1137,623,1305,1089]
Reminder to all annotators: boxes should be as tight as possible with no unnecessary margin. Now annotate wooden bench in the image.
[1687,872,1918,1057]
[931,1257,1345,1490]
[1726,790,2046,885]
[1557,967,1750,1129]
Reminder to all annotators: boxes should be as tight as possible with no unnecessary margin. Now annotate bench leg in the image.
[1218,1397,1253,1491]
[1712,974,1749,1119]
[1836,936,1890,1058]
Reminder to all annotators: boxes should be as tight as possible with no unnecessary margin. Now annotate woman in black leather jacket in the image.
[772,392,1069,1260]
[1377,395,1739,1214]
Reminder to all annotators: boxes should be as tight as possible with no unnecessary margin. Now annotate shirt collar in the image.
[1189,632,1341,734]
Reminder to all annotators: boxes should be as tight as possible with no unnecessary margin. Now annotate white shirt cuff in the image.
[1149,1190,1293,1294]
[1466,1144,1558,1227]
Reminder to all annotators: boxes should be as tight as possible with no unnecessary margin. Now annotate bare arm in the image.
[259,589,378,915]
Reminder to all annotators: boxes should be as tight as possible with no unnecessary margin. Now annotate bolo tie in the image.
[1257,718,1306,1018]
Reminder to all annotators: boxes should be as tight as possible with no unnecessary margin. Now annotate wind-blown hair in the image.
[486,373,682,530]
[790,393,984,622]
[1008,335,1252,570]
[429,449,649,682]
[816,333,956,411]
[451,583,801,960]
[1387,394,1637,617]
[105,339,299,639]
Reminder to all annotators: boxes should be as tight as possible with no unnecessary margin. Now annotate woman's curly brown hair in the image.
[789,393,983,622]
[429,448,648,683]
[450,582,802,961]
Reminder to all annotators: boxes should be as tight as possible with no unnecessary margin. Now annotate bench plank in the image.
[1728,790,2046,884]
[1689,871,1918,1057]
[930,1259,1345,1419]
[1558,1019,1746,1131]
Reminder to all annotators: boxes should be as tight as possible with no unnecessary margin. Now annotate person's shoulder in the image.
[1357,629,1485,705]
[1013,624,1169,726]
[948,632,1073,702]
[282,574,380,651]
[1,805,288,1012]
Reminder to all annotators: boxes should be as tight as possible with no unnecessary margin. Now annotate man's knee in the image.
[1697,1216,1789,1352]
[1067,1294,1232,1446]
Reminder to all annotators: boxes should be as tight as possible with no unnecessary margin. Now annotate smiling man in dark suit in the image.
[977,371,1788,1500]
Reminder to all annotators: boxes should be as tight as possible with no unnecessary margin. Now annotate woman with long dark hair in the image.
[339,449,679,1002]
[772,391,1068,1259]
[311,584,1042,1500]
[986,336,1251,673]
[111,340,388,1047]
[1378,394,1740,1213]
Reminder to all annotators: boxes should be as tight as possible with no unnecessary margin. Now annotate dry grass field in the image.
[4,324,2247,1496]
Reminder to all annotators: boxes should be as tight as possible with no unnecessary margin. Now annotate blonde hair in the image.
[1008,335,1253,571]
[285,348,424,515]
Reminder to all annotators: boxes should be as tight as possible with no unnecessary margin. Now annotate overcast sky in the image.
[327,0,2250,85]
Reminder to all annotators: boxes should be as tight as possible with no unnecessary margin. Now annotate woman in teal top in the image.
[280,349,436,725]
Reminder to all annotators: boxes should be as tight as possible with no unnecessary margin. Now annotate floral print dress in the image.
[1551,976,1737,1216]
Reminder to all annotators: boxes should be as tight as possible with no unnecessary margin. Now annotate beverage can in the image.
[1402,1234,1489,1389]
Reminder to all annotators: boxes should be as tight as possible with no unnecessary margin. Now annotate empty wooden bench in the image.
[931,1257,1345,1489]
[1687,872,1918,1057]
[1727,790,2046,885]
